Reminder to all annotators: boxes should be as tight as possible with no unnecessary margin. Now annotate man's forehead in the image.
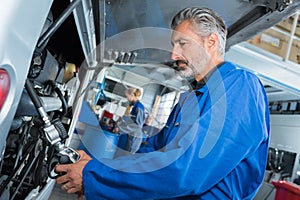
[171,25,201,43]
[171,31,189,40]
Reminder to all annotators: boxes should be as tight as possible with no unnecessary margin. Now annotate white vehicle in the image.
[0,0,299,199]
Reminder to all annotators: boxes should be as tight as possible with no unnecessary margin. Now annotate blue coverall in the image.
[82,62,270,199]
[125,100,146,153]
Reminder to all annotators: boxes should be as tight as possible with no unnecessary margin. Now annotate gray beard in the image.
[177,48,210,79]
[178,67,194,78]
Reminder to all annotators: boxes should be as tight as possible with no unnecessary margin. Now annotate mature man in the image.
[56,7,270,199]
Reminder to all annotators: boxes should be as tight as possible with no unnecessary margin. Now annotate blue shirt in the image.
[82,62,270,200]
[130,100,145,128]
[123,100,146,153]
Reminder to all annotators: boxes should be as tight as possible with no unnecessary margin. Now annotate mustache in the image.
[163,60,188,71]
[176,60,188,67]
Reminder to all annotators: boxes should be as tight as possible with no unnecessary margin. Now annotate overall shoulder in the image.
[224,62,257,77]
[222,62,262,85]
[135,101,145,110]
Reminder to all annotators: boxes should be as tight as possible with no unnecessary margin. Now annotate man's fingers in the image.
[54,152,88,196]
[55,163,68,173]
[76,150,92,161]
[61,184,68,191]
[77,150,87,158]
[61,182,79,194]
[56,173,69,184]
[67,187,81,194]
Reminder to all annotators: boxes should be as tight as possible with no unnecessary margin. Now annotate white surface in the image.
[226,42,300,96]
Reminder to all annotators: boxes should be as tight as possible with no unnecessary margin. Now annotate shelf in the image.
[247,11,300,64]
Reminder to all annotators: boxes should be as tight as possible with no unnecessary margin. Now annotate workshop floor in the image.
[49,183,83,200]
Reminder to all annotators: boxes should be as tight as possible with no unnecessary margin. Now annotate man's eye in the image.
[179,42,186,46]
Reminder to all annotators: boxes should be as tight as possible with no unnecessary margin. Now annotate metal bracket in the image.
[253,0,293,12]
[44,124,61,145]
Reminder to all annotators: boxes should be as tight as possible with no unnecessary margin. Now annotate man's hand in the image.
[55,150,92,195]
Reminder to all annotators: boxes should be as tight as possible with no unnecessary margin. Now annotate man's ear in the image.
[206,33,218,49]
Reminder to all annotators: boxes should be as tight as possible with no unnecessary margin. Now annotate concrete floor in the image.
[49,183,83,200]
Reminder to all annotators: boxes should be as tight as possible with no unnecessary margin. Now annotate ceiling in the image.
[47,0,300,100]
[48,0,300,65]
[99,0,300,63]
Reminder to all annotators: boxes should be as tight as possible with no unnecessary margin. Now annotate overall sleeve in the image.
[82,69,270,200]
[138,104,181,153]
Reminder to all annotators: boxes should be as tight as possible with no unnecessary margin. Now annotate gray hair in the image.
[171,7,227,57]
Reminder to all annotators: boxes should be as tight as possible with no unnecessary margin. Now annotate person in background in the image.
[56,7,270,199]
[115,87,146,154]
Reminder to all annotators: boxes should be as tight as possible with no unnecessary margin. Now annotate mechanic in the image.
[115,87,146,154]
[56,7,270,199]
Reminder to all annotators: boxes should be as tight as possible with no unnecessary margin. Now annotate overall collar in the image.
[189,62,235,94]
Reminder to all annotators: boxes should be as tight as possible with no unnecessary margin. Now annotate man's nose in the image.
[171,49,181,61]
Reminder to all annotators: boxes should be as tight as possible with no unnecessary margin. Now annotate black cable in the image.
[54,86,68,117]
[25,79,43,109]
